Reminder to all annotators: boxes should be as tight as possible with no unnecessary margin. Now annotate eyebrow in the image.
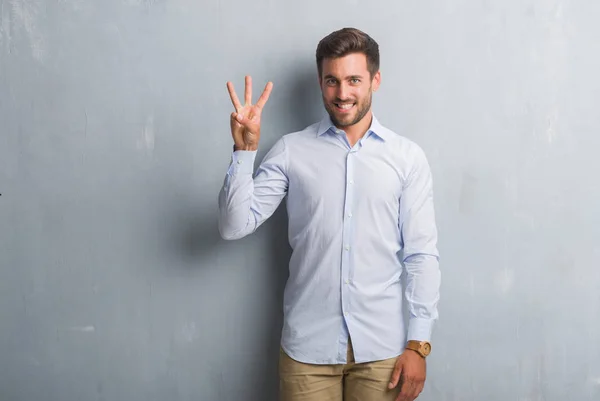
[324,74,364,80]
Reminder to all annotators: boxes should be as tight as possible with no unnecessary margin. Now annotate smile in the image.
[334,103,355,112]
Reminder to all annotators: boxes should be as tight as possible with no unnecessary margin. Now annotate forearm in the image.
[218,151,259,240]
[404,252,441,342]
[217,138,288,240]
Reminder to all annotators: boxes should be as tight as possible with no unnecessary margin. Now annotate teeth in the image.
[337,104,354,110]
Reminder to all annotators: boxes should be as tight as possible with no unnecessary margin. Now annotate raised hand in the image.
[227,76,273,151]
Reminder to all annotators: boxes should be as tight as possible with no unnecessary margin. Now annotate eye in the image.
[326,79,337,86]
[350,78,360,84]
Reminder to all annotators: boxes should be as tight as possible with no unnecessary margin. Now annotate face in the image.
[319,53,381,128]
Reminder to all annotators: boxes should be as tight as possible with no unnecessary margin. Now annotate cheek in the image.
[358,88,371,101]
[322,88,336,100]
[350,90,363,101]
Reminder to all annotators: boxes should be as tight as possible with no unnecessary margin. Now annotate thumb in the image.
[234,112,259,132]
[234,112,254,125]
[388,359,403,389]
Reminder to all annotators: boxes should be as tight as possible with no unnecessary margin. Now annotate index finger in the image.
[389,361,402,389]
[255,82,274,110]
[226,81,243,112]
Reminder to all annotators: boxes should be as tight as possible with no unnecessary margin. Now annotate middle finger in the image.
[245,76,252,105]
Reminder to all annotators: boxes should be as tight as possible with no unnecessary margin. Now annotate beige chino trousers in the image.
[279,337,400,401]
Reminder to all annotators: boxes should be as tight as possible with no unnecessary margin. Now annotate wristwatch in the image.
[405,340,431,358]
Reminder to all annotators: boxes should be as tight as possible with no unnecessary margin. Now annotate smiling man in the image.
[218,27,441,401]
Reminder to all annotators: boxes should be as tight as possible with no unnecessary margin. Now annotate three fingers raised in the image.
[227,77,273,111]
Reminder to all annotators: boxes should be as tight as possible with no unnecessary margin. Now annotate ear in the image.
[372,71,381,92]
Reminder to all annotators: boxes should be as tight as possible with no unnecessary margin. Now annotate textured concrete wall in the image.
[1,1,599,400]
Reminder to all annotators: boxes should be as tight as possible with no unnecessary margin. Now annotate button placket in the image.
[340,150,355,321]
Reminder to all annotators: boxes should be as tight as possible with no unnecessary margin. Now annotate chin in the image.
[336,115,356,126]
[327,108,352,124]
[334,108,355,117]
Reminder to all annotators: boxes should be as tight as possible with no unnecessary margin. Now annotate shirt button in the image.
[237,160,243,164]
[347,212,352,218]
[349,180,354,184]
[345,279,349,284]
[345,245,350,251]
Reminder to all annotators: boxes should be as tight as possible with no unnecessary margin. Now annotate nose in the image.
[336,82,350,101]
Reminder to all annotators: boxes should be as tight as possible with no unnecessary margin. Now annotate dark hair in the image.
[316,27,380,78]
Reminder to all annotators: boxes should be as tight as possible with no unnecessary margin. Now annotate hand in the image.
[388,349,426,401]
[226,76,273,151]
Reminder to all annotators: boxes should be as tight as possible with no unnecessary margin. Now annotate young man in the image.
[218,27,441,401]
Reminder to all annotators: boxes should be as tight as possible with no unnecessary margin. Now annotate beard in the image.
[323,91,372,128]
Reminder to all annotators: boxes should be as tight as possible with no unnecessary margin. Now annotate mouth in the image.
[334,102,356,113]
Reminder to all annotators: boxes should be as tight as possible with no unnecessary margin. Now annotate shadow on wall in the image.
[267,60,324,140]
[288,63,324,130]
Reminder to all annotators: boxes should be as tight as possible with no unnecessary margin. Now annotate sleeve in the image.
[398,144,441,342]
[218,137,289,240]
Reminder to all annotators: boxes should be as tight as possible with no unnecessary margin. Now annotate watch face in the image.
[421,343,431,355]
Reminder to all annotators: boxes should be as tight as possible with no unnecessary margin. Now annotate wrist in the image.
[405,340,431,358]
[234,144,258,151]
[404,348,423,358]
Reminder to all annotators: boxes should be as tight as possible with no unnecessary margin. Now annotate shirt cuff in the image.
[230,150,257,175]
[407,317,434,342]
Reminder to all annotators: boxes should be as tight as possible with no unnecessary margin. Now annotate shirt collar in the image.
[316,113,390,141]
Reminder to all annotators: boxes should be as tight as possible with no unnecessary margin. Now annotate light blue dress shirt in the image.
[218,114,441,364]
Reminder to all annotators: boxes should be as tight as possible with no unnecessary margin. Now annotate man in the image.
[218,27,440,401]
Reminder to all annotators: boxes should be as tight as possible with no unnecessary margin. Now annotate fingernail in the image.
[236,114,243,122]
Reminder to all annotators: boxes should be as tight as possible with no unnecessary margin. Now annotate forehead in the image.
[321,53,369,77]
